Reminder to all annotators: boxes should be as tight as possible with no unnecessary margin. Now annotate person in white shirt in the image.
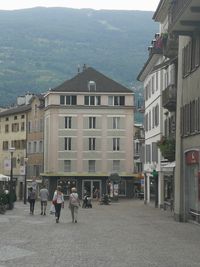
[52,186,64,223]
[39,185,49,215]
[68,187,81,223]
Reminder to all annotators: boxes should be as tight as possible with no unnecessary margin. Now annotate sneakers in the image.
[56,218,59,223]
[75,220,77,223]
[43,212,46,216]
[40,212,43,215]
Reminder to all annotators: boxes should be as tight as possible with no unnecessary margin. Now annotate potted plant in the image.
[157,136,175,162]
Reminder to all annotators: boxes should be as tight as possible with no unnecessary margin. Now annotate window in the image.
[64,160,71,172]
[3,141,8,150]
[88,81,96,91]
[113,138,120,151]
[108,96,125,106]
[65,117,72,129]
[156,72,159,91]
[28,142,31,153]
[113,160,120,172]
[89,138,96,150]
[14,116,17,120]
[60,95,77,105]
[149,111,151,131]
[28,121,31,133]
[39,141,43,153]
[60,95,65,104]
[21,122,25,131]
[12,123,19,132]
[66,95,77,105]
[152,142,158,163]
[64,137,72,150]
[5,117,9,121]
[5,124,9,133]
[21,114,25,119]
[84,96,101,106]
[33,141,37,153]
[88,160,95,172]
[152,76,155,94]
[146,144,151,163]
[89,117,96,129]
[113,117,120,129]
[155,104,159,127]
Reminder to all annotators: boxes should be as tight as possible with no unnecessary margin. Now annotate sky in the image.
[0,0,160,12]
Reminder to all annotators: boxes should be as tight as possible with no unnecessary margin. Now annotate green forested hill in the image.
[0,7,157,118]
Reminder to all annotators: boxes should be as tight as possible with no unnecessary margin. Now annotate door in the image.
[82,180,101,199]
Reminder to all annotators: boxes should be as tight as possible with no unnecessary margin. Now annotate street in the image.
[0,200,200,267]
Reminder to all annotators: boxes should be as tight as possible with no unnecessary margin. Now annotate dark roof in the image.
[52,67,132,93]
[0,104,31,117]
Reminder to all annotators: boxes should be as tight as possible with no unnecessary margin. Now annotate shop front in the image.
[185,150,200,223]
[41,174,135,200]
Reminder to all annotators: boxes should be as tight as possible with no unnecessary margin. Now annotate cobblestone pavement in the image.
[0,200,200,267]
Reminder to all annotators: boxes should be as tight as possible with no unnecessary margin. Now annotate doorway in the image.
[82,180,101,198]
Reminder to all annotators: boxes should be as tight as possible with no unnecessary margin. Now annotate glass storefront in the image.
[57,178,77,197]
[185,150,200,222]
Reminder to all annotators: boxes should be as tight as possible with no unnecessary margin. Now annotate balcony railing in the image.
[162,84,177,112]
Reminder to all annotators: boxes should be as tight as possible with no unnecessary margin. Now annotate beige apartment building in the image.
[42,66,135,198]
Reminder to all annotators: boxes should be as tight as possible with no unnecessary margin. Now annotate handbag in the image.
[52,199,57,205]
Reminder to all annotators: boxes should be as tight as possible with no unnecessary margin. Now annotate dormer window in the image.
[88,81,96,91]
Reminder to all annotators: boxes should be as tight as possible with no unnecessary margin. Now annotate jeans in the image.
[55,203,62,220]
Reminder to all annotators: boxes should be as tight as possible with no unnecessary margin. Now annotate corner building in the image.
[42,67,134,199]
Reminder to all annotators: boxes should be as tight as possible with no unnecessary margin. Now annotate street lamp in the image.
[8,147,16,210]
[23,157,28,204]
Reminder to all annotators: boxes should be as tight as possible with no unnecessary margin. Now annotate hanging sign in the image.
[185,150,199,165]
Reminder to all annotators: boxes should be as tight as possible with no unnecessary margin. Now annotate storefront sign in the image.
[185,150,199,165]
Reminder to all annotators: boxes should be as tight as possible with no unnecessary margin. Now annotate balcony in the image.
[162,84,177,112]
[169,0,200,34]
[162,34,178,58]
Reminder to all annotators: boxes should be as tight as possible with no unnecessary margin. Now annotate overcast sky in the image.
[0,0,160,11]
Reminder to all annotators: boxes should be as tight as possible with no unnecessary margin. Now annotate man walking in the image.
[39,185,49,215]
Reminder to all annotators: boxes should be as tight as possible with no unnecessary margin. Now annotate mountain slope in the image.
[0,7,157,111]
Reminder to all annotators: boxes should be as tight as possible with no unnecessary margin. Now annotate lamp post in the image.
[23,157,28,204]
[8,147,16,210]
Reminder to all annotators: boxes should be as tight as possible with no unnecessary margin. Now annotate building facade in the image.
[167,0,200,223]
[42,67,135,199]
[137,0,178,209]
[0,104,31,199]
[26,95,45,192]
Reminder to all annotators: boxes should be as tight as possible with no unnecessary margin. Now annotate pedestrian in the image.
[52,186,64,223]
[94,188,100,202]
[39,184,49,215]
[28,187,36,215]
[68,187,81,223]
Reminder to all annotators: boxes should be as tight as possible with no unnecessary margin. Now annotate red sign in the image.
[185,150,199,165]
[198,175,200,201]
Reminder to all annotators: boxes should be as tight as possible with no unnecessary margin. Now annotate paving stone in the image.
[0,200,200,267]
[0,246,35,261]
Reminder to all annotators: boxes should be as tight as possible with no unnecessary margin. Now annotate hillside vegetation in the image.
[0,7,157,121]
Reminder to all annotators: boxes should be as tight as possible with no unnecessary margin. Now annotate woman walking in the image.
[69,187,80,223]
[52,186,64,223]
[28,187,36,215]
